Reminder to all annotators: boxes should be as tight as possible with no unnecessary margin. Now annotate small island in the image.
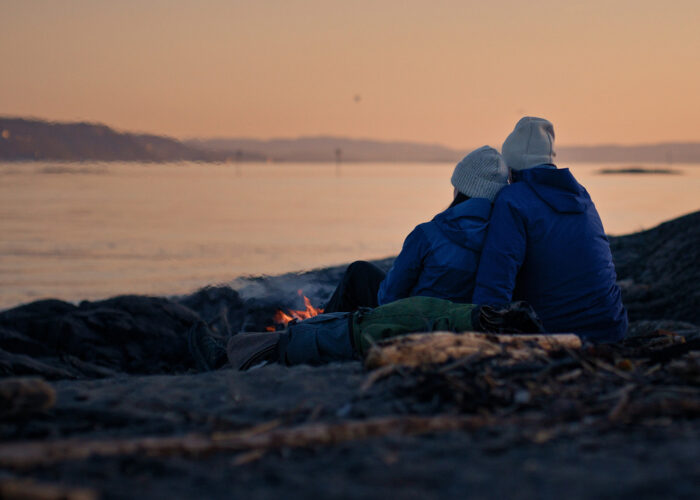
[597,166,681,175]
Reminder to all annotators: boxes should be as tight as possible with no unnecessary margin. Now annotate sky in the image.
[1,0,699,148]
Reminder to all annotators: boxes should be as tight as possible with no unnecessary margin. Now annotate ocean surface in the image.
[1,161,699,309]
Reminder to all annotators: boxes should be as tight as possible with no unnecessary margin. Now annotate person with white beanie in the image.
[500,116,556,171]
[323,145,509,313]
[472,117,628,342]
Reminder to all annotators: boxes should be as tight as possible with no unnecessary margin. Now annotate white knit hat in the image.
[502,117,556,171]
[451,146,509,202]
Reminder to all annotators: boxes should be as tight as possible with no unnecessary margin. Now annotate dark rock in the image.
[177,286,245,336]
[0,296,201,378]
[0,326,54,357]
[0,349,79,380]
[610,210,700,324]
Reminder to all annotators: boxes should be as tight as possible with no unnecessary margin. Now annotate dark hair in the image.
[448,191,470,209]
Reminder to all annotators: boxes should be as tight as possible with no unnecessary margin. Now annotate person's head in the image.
[450,146,509,204]
[502,117,556,171]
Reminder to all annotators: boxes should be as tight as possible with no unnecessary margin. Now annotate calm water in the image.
[1,161,699,309]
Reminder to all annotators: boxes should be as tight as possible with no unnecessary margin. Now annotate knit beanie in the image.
[451,146,509,202]
[501,117,556,171]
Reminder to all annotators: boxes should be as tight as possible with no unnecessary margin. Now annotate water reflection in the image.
[0,161,698,308]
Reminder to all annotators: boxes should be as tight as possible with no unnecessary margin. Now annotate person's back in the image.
[377,146,509,306]
[472,118,627,342]
[378,197,491,304]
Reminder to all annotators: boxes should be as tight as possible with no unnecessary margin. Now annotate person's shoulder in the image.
[407,221,432,241]
[418,217,444,237]
[492,182,531,205]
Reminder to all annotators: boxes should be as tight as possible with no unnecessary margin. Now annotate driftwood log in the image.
[0,478,97,500]
[0,377,56,419]
[364,332,582,369]
[0,415,490,470]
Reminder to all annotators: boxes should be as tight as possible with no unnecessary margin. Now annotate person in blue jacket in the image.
[472,117,628,342]
[324,145,509,313]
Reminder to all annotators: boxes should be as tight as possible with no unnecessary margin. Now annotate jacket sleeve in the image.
[471,197,526,305]
[377,226,428,305]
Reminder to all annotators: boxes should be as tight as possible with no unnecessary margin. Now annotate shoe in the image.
[477,301,545,334]
[227,332,282,371]
[188,321,227,371]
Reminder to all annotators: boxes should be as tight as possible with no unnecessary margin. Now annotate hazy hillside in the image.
[191,136,700,164]
[558,143,700,163]
[0,118,264,162]
[187,136,465,162]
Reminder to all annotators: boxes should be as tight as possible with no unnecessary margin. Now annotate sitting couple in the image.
[190,117,628,371]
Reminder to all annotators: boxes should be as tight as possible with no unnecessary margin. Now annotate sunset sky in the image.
[1,0,699,148]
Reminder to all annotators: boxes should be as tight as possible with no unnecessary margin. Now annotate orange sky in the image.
[1,0,699,148]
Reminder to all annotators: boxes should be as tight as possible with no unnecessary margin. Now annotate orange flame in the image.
[265,290,324,331]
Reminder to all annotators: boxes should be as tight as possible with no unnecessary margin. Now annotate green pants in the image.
[351,297,478,356]
[283,296,478,365]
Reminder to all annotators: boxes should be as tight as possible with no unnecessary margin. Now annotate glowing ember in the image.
[266,290,324,331]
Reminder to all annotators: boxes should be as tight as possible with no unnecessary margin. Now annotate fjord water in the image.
[1,162,699,309]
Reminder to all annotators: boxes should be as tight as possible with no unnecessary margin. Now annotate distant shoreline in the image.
[5,116,700,164]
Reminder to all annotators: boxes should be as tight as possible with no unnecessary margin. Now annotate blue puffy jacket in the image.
[472,166,628,342]
[378,197,492,305]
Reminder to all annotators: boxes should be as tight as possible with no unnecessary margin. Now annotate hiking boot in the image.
[476,301,545,334]
[227,331,282,370]
[187,321,227,371]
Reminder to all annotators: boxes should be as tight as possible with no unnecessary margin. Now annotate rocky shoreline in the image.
[1,211,699,499]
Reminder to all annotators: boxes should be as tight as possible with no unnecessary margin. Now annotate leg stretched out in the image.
[190,297,544,371]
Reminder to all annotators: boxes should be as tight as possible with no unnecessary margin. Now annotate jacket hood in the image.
[517,166,589,214]
[432,197,492,250]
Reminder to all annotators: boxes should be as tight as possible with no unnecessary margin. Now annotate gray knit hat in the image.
[451,146,509,202]
[501,116,556,171]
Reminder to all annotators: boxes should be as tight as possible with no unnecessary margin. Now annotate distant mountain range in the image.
[186,136,463,162]
[2,116,700,164]
[191,137,700,164]
[556,143,700,163]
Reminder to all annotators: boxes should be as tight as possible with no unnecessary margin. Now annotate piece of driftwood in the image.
[364,332,582,369]
[0,377,56,419]
[0,415,490,469]
[0,478,97,500]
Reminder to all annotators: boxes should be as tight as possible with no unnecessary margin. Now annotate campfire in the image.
[266,290,324,331]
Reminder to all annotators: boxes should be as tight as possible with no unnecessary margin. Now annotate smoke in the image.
[230,257,395,309]
[230,268,344,309]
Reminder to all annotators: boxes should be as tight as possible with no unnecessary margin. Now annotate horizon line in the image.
[4,115,700,150]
